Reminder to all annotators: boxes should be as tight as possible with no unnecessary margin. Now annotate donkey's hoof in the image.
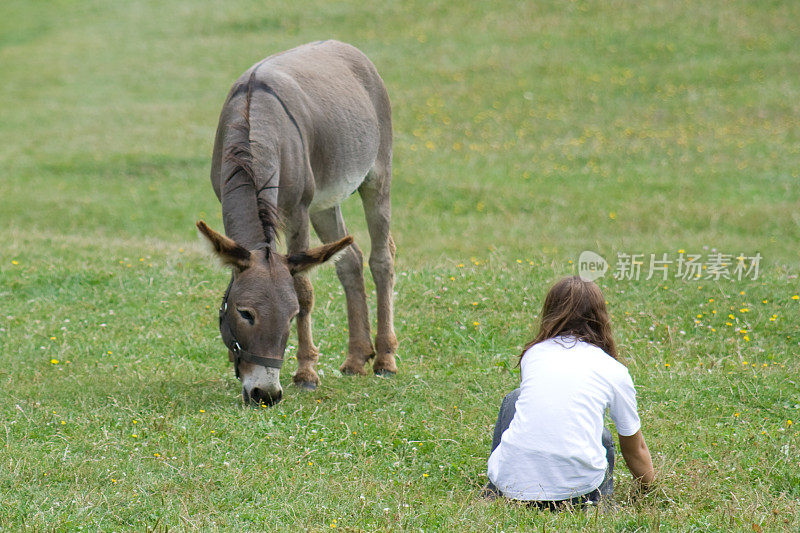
[374,369,396,377]
[340,367,363,376]
[296,381,318,391]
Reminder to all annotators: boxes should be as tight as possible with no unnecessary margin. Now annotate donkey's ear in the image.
[287,236,353,275]
[196,220,251,270]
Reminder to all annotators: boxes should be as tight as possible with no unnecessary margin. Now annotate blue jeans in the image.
[486,388,615,507]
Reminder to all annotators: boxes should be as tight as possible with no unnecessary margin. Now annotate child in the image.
[485,276,654,508]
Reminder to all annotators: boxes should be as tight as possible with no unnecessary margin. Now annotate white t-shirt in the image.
[487,337,641,501]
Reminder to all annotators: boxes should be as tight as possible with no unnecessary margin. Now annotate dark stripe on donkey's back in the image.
[227,80,305,151]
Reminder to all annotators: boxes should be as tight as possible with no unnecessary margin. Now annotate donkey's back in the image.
[211,40,392,216]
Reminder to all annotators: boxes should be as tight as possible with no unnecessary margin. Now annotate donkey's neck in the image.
[220,169,276,250]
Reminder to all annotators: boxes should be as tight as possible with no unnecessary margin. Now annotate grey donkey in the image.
[197,41,398,406]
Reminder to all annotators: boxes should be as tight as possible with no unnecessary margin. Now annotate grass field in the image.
[2,0,799,530]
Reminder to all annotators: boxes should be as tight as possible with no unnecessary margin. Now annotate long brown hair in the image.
[520,276,618,360]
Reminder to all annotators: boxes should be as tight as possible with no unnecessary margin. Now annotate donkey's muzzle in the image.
[244,386,283,407]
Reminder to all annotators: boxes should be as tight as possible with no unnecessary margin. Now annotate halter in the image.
[219,275,284,377]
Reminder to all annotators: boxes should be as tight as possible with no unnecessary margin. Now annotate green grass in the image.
[2,0,799,530]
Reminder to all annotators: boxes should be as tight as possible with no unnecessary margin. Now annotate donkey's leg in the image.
[286,209,321,389]
[310,206,375,375]
[293,273,320,389]
[359,170,398,376]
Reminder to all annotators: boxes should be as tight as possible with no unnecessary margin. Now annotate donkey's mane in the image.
[223,65,280,248]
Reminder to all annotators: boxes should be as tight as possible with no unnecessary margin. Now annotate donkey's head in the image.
[197,221,351,406]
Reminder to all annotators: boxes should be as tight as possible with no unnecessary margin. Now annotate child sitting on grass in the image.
[485,276,655,508]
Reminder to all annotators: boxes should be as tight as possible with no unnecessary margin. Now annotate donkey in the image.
[197,41,398,406]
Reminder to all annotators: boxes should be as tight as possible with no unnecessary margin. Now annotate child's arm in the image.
[618,429,655,490]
